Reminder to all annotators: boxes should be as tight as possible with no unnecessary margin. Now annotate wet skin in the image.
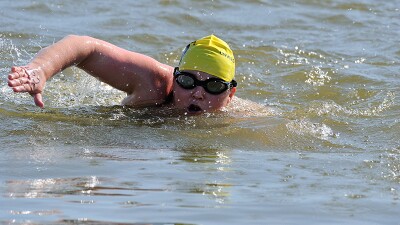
[6,35,236,115]
[171,70,236,115]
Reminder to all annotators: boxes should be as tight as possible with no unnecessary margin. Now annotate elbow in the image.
[63,34,97,56]
[63,34,93,43]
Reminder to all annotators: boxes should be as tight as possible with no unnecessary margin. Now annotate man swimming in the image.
[7,35,237,115]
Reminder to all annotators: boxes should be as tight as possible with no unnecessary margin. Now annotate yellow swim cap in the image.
[179,35,235,82]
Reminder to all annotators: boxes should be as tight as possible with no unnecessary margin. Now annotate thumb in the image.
[33,93,45,108]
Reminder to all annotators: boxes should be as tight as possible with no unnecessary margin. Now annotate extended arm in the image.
[7,35,174,107]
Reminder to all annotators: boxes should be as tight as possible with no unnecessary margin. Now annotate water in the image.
[1,0,399,224]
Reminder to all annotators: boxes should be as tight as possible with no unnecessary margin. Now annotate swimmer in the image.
[6,35,237,115]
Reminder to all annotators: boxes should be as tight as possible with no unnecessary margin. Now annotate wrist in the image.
[25,63,47,81]
[20,66,41,85]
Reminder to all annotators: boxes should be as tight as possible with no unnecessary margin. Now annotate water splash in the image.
[276,46,327,66]
[46,67,125,108]
[308,91,395,117]
[286,119,337,140]
[383,147,400,184]
[305,66,332,86]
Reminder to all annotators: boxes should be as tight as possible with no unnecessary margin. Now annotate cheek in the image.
[207,94,231,108]
[172,88,190,105]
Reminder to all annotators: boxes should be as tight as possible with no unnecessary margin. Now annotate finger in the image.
[12,85,27,93]
[12,83,33,93]
[8,72,20,80]
[8,77,30,87]
[11,86,25,92]
[11,66,20,73]
[8,67,28,80]
[33,93,44,108]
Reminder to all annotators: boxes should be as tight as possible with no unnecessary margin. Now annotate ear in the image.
[226,87,236,104]
[229,87,236,97]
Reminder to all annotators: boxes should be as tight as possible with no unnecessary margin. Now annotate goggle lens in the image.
[206,80,227,94]
[176,75,195,88]
[174,68,236,95]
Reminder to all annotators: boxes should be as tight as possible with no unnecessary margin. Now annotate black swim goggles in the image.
[173,67,237,95]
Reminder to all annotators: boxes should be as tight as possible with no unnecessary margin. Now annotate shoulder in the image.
[121,62,175,107]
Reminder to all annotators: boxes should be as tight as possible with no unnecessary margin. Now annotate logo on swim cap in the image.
[178,35,235,82]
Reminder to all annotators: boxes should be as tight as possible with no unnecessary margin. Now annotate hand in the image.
[7,66,46,108]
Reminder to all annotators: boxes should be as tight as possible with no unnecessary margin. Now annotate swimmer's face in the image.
[172,70,236,115]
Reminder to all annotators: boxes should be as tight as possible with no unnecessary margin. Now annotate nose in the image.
[191,86,205,100]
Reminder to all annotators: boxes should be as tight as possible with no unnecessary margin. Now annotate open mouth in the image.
[187,104,203,113]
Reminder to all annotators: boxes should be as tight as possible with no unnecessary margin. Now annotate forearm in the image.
[27,35,96,80]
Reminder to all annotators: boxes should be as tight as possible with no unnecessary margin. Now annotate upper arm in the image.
[75,36,174,102]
